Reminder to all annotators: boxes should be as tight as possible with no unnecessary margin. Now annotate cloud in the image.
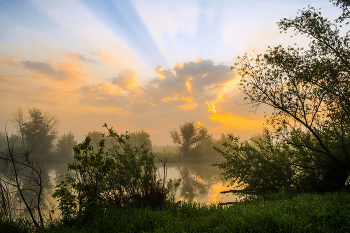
[111,68,140,91]
[209,112,265,130]
[143,58,236,110]
[0,55,21,67]
[65,53,95,63]
[20,60,87,82]
[77,83,131,110]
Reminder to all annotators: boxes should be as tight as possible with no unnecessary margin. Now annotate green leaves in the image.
[214,129,295,195]
[54,125,175,222]
[233,1,350,192]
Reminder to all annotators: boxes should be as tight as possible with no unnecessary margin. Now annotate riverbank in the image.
[3,190,350,232]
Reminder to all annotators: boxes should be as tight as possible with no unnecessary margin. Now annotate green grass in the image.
[6,190,350,233]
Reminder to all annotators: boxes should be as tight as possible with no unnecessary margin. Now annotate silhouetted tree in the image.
[214,129,296,196]
[232,1,350,192]
[170,121,211,158]
[128,130,152,150]
[14,108,59,160]
[54,132,77,162]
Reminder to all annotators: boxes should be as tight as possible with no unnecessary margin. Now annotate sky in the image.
[0,0,342,145]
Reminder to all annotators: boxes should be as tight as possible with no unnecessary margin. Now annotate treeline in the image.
[0,108,153,164]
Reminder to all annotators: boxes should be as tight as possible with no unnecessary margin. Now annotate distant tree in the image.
[170,121,211,158]
[86,131,113,151]
[128,130,152,150]
[54,132,77,162]
[15,108,59,160]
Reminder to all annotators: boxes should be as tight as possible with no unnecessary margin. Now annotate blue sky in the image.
[0,0,342,145]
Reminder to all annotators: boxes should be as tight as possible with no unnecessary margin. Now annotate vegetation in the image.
[38,191,350,232]
[12,108,59,161]
[52,132,77,163]
[214,129,296,196]
[215,0,350,194]
[52,123,181,223]
[2,0,350,232]
[0,129,48,229]
[170,121,211,158]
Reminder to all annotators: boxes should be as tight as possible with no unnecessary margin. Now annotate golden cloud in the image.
[210,112,264,130]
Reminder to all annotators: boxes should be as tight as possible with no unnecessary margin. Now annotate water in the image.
[15,161,241,220]
[47,162,240,205]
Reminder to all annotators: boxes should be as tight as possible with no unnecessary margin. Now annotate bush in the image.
[53,124,180,223]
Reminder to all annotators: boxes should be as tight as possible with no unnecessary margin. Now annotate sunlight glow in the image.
[186,79,192,93]
[206,184,232,205]
[155,65,166,79]
[178,97,197,111]
[210,112,264,130]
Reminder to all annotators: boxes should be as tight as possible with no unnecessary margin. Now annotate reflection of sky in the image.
[0,0,342,145]
[157,165,239,205]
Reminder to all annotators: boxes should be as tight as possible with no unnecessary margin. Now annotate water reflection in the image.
[156,163,239,205]
[47,162,239,207]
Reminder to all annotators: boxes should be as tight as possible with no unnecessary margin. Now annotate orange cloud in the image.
[210,112,264,130]
[65,53,80,62]
[0,56,21,67]
[20,60,87,83]
[111,68,141,93]
[186,79,192,93]
[178,97,197,111]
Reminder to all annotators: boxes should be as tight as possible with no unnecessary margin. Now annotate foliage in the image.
[53,124,180,222]
[233,1,350,192]
[214,129,296,195]
[13,108,59,160]
[53,132,77,162]
[170,121,211,158]
[43,191,350,232]
[0,218,34,233]
[128,129,152,150]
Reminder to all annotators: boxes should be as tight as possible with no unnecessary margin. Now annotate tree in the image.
[54,132,77,162]
[16,108,59,160]
[214,129,296,196]
[170,121,211,158]
[128,130,152,150]
[233,1,350,191]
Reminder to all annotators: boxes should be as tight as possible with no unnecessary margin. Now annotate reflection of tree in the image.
[179,166,209,202]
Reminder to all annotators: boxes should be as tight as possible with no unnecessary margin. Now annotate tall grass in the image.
[40,190,350,233]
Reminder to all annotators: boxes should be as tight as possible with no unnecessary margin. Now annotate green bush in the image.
[53,124,180,223]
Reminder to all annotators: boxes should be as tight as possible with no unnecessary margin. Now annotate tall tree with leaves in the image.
[234,1,350,191]
[170,121,210,158]
[54,132,77,162]
[128,130,152,150]
[16,108,59,160]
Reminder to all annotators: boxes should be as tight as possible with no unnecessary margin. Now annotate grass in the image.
[4,190,350,232]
